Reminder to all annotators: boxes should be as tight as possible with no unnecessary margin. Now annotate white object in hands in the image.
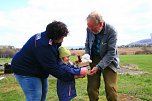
[81,54,92,63]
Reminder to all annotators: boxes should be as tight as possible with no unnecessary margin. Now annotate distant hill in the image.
[128,38,152,45]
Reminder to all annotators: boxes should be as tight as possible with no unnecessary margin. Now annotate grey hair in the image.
[87,11,103,24]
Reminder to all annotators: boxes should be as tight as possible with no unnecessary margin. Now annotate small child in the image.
[57,47,88,101]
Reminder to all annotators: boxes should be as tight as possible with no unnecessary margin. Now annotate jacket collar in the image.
[101,22,106,35]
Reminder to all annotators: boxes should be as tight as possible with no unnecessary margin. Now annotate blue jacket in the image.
[85,22,119,70]
[57,61,80,101]
[11,32,75,81]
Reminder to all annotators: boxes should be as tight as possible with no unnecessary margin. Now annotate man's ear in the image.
[99,22,103,27]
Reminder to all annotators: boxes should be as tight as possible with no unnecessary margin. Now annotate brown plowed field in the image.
[70,47,152,55]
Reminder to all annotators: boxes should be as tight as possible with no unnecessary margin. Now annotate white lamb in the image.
[81,54,92,63]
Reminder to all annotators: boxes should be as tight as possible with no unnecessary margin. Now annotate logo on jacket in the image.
[36,33,41,40]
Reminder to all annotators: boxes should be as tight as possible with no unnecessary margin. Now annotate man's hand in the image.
[88,66,99,76]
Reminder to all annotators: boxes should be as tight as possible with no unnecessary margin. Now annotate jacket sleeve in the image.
[98,29,119,69]
[60,64,81,75]
[35,46,74,82]
[85,28,90,54]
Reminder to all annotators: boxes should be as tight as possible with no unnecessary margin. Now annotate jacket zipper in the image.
[68,84,71,96]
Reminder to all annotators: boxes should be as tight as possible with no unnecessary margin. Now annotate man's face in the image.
[87,19,103,34]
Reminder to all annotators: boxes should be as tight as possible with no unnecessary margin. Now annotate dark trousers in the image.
[87,56,118,101]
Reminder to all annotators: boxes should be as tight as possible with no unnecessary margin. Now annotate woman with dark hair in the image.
[11,21,83,101]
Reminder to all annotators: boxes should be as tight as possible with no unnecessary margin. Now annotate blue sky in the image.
[0,0,152,48]
[0,0,27,11]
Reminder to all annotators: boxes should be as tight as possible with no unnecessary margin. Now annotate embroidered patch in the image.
[36,33,41,40]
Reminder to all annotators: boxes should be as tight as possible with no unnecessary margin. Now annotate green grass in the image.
[0,55,152,101]
[120,55,152,72]
[0,58,12,63]
[118,55,152,100]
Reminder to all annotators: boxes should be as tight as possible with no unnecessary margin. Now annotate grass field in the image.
[0,55,152,101]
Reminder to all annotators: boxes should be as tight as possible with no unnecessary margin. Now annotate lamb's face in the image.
[82,54,92,63]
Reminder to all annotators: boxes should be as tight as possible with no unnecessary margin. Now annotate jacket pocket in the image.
[100,43,107,55]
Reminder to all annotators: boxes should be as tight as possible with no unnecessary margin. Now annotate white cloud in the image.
[0,0,152,48]
[0,11,10,27]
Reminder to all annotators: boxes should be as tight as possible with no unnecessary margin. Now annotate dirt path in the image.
[118,64,149,75]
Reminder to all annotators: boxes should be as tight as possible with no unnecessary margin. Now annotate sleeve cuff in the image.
[80,67,87,76]
[96,64,101,69]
